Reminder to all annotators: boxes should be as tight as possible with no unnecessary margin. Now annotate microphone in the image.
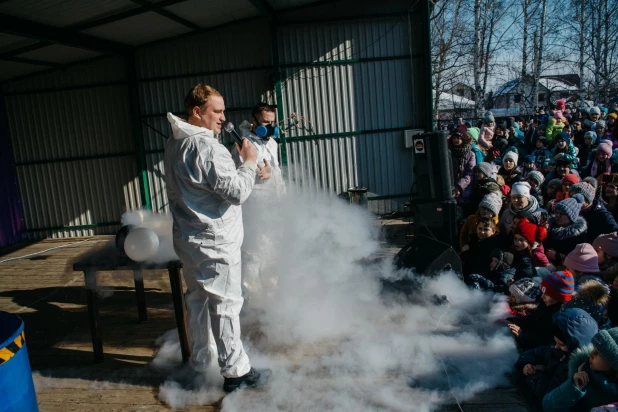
[223,122,244,144]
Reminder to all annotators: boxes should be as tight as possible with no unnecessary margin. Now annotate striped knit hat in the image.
[541,271,575,303]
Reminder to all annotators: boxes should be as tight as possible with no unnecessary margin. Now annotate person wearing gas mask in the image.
[164,84,270,392]
[231,103,286,298]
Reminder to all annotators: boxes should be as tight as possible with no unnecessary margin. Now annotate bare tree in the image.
[531,0,547,110]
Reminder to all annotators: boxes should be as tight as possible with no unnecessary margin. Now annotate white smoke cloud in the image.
[152,187,518,411]
[120,209,177,264]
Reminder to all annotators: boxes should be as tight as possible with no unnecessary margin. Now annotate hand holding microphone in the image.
[224,121,257,163]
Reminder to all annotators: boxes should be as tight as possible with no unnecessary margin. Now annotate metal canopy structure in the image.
[0,0,324,82]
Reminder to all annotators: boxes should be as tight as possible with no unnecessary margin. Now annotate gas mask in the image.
[255,124,280,140]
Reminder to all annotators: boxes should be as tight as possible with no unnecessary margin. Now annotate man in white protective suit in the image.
[232,103,286,297]
[163,84,270,392]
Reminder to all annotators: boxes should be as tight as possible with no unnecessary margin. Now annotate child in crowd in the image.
[509,277,541,316]
[578,131,597,169]
[545,195,588,267]
[583,140,615,179]
[460,193,502,251]
[478,113,495,150]
[594,233,618,283]
[469,162,502,207]
[461,217,499,275]
[500,182,539,233]
[515,308,598,402]
[561,279,610,329]
[531,136,552,171]
[542,328,618,412]
[499,151,523,187]
[512,218,549,268]
[552,132,579,171]
[521,155,537,180]
[526,170,545,206]
[545,178,562,203]
[467,248,515,292]
[508,271,575,351]
[546,111,566,144]
[569,182,618,242]
[547,174,579,212]
[563,243,605,289]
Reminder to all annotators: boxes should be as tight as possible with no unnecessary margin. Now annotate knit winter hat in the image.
[503,151,519,165]
[485,112,495,123]
[597,140,613,156]
[527,170,545,186]
[609,113,618,120]
[584,131,597,144]
[511,181,531,198]
[513,217,548,244]
[541,271,575,303]
[555,194,584,223]
[491,248,514,267]
[569,182,596,204]
[523,154,536,164]
[548,178,562,189]
[451,125,469,141]
[554,110,564,119]
[583,176,598,189]
[556,132,571,142]
[564,243,600,273]
[589,106,602,116]
[556,99,566,111]
[591,328,618,370]
[509,278,542,304]
[592,233,618,258]
[561,174,580,185]
[597,120,607,129]
[476,162,494,179]
[479,193,502,216]
[468,127,480,141]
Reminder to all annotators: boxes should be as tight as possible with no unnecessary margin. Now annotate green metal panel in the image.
[14,152,135,167]
[270,23,287,168]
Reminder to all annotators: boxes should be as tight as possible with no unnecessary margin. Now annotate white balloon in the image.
[124,228,159,262]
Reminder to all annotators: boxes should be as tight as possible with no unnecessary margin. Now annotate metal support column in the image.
[269,23,288,168]
[125,53,152,210]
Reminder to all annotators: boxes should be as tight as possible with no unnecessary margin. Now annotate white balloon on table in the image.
[123,227,160,262]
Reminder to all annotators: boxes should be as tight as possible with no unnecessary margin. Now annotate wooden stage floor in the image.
[0,219,528,411]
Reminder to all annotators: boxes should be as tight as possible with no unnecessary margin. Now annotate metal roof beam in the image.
[0,13,133,56]
[0,55,59,67]
[247,0,276,18]
[129,0,200,30]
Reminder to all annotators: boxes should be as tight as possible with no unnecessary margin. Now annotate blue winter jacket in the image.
[542,344,618,412]
[515,309,598,400]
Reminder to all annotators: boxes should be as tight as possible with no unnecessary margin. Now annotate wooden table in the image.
[72,246,190,364]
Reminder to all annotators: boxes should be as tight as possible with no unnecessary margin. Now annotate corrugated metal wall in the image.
[135,19,275,213]
[277,9,426,213]
[1,0,429,239]
[2,56,143,239]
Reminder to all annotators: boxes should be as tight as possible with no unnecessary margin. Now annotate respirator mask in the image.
[254,121,280,140]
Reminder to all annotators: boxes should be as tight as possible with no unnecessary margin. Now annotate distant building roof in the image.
[434,90,475,110]
[494,75,580,97]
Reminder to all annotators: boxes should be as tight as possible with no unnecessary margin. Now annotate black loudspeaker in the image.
[412,199,460,247]
[413,131,453,202]
[393,234,462,275]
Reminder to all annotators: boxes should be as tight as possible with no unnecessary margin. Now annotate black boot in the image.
[223,367,271,393]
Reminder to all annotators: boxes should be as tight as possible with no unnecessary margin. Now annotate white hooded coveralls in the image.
[232,122,286,294]
[163,113,256,378]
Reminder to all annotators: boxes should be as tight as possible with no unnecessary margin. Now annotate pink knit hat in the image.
[554,110,563,119]
[563,243,600,273]
[598,140,613,156]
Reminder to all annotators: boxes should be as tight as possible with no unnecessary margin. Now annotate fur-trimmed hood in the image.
[575,280,610,305]
[548,216,588,240]
[568,344,593,377]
